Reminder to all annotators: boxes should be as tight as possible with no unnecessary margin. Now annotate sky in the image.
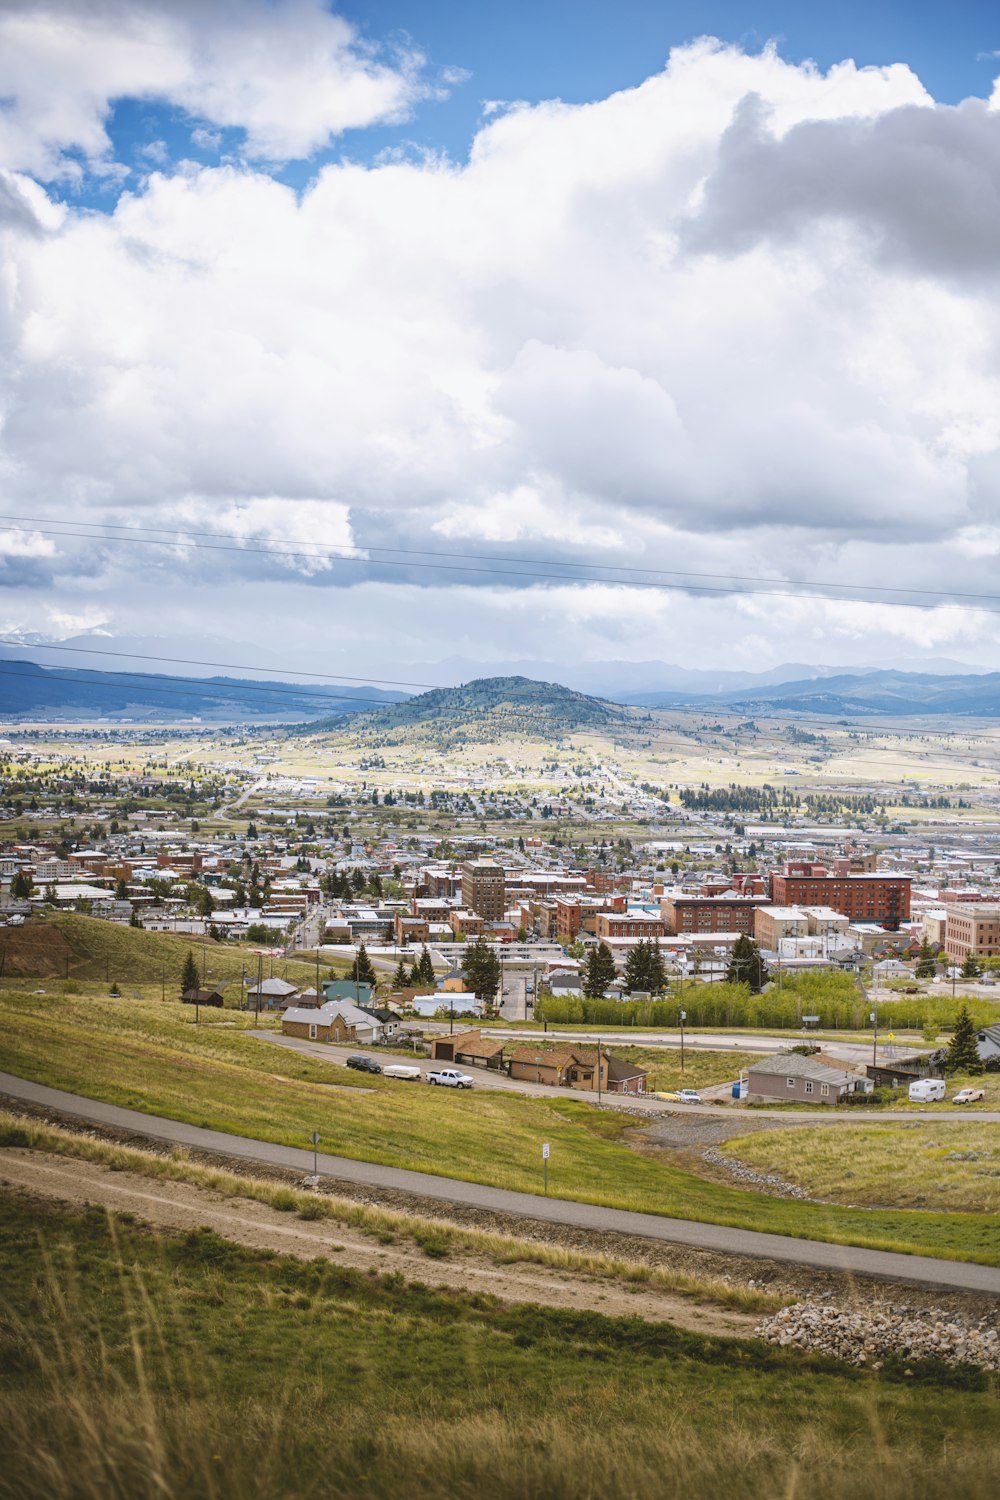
[3,0,1000,690]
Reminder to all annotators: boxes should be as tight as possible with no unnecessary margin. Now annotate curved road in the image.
[1,1071,998,1295]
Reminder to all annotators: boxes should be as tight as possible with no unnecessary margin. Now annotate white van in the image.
[908,1078,945,1103]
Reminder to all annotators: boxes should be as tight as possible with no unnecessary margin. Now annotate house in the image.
[747,1054,871,1105]
[359,1005,402,1040]
[282,1000,384,1045]
[977,1024,1000,1064]
[321,979,374,1006]
[181,986,225,1008]
[430,1029,506,1070]
[247,977,299,1010]
[866,1050,946,1089]
[507,1046,646,1094]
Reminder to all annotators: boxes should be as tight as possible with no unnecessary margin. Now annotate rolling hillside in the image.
[309,675,631,745]
[0,913,320,990]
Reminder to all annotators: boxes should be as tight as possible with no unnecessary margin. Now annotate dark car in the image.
[345,1055,381,1074]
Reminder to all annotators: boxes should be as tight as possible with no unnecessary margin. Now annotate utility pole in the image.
[596,1032,601,1102]
[871,1003,878,1068]
[256,951,263,1021]
[679,1007,686,1074]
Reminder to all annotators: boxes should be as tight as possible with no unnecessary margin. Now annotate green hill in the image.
[311,675,631,746]
[0,913,320,993]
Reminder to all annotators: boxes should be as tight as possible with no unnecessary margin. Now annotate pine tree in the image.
[725,934,769,993]
[180,951,200,999]
[392,957,410,990]
[961,951,980,979]
[351,942,378,988]
[915,937,936,979]
[624,940,651,994]
[584,941,617,999]
[409,962,422,987]
[463,936,500,1005]
[417,945,437,986]
[945,1004,984,1075]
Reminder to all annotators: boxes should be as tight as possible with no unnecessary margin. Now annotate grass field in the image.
[723,1122,1000,1213]
[0,912,322,990]
[1,1190,998,1500]
[2,991,999,1265]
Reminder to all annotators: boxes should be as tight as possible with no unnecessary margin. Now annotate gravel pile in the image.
[703,1146,812,1199]
[756,1301,1000,1370]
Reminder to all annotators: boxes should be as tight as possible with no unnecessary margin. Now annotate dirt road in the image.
[0,1149,757,1339]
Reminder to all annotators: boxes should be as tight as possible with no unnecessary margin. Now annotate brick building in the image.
[661,895,766,937]
[769,869,910,930]
[461,859,506,922]
[944,903,1000,962]
[595,912,664,940]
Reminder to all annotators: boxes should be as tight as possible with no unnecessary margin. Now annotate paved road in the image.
[469,1027,918,1070]
[254,1032,1000,1122]
[2,1070,998,1294]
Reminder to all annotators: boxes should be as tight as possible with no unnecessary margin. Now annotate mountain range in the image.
[4,648,1000,721]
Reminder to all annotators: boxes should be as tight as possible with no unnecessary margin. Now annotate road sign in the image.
[541,1143,550,1160]
[310,1132,320,1146]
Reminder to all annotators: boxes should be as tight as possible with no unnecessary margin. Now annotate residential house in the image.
[247,977,300,1010]
[282,1000,384,1045]
[746,1054,871,1105]
[430,1029,506,1070]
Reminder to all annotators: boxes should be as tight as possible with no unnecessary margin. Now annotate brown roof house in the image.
[508,1046,646,1095]
[747,1054,872,1105]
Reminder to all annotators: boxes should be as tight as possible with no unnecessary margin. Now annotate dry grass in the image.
[0,1112,779,1314]
[722,1122,1000,1212]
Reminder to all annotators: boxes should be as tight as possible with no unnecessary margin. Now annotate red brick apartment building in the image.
[660,896,767,937]
[595,913,664,940]
[769,867,910,929]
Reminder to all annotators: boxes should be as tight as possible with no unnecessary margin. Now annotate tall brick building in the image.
[461,858,506,922]
[660,896,766,937]
[769,868,910,930]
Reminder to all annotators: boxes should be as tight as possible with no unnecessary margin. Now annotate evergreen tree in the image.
[961,951,980,979]
[915,937,936,979]
[584,941,617,999]
[10,871,32,899]
[115,877,129,900]
[351,942,378,988]
[180,951,200,998]
[392,956,410,990]
[409,962,423,987]
[945,1004,984,1074]
[417,944,437,987]
[624,940,651,993]
[725,934,769,993]
[463,936,500,1005]
[129,907,143,929]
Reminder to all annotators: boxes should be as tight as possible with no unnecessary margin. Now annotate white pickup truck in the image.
[426,1067,474,1089]
[382,1063,422,1082]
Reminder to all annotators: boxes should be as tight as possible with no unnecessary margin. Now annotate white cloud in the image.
[0,0,431,178]
[3,36,1000,672]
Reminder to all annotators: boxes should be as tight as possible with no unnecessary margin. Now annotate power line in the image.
[0,663,407,712]
[0,638,442,693]
[5,513,1000,616]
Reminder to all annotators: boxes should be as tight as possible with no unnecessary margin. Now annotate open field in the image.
[2,990,999,1263]
[0,912,321,991]
[723,1121,1000,1213]
[1,1187,998,1500]
[0,1117,780,1321]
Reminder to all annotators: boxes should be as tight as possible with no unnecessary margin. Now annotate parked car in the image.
[345,1055,382,1074]
[677,1089,702,1104]
[952,1087,985,1105]
[426,1068,474,1088]
[383,1063,422,1081]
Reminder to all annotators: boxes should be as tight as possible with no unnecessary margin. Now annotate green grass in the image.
[0,911,321,991]
[723,1121,1000,1213]
[0,1111,780,1314]
[1,1191,998,1499]
[2,991,999,1265]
